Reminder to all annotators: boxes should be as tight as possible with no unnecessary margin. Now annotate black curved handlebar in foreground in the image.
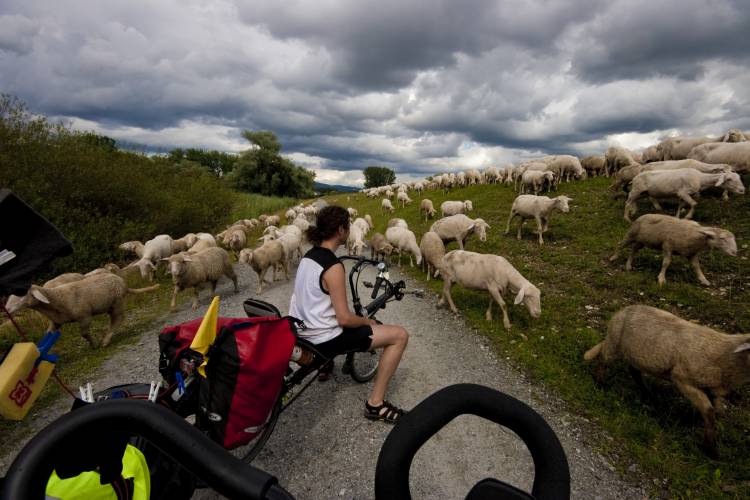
[0,399,293,500]
[375,384,570,500]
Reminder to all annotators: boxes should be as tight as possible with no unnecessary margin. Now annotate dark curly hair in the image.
[306,205,350,245]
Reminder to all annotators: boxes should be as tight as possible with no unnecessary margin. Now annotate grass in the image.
[332,178,750,499]
[1,192,298,446]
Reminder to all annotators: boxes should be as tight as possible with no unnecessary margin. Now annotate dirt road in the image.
[1,254,645,499]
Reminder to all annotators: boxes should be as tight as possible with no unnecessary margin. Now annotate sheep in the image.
[688,142,750,173]
[505,195,572,246]
[119,241,144,258]
[173,233,197,253]
[520,170,555,195]
[414,181,424,193]
[385,189,395,199]
[584,304,750,457]
[369,233,394,262]
[438,250,541,330]
[545,155,586,184]
[5,273,159,348]
[226,227,247,257]
[128,234,176,281]
[385,227,422,267]
[239,240,288,294]
[609,214,736,286]
[440,200,473,217]
[381,198,395,213]
[271,225,304,263]
[624,169,745,221]
[604,146,639,176]
[641,159,733,175]
[364,214,373,228]
[420,199,437,220]
[387,218,408,229]
[580,155,607,176]
[722,128,747,143]
[347,224,367,256]
[162,247,238,311]
[465,169,482,185]
[347,207,358,219]
[286,208,297,223]
[258,214,269,225]
[419,232,445,281]
[265,215,281,227]
[44,273,86,288]
[429,214,490,250]
[396,191,413,208]
[657,131,744,161]
[483,166,501,184]
[641,145,661,163]
[608,164,645,197]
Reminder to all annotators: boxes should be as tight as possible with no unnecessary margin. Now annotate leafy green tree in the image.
[363,166,396,188]
[227,130,315,198]
[166,147,237,176]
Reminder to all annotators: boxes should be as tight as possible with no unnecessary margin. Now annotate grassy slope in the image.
[333,178,750,499]
[0,192,295,441]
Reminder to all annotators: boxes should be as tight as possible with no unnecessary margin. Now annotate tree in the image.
[166,147,238,176]
[227,130,315,198]
[363,166,396,188]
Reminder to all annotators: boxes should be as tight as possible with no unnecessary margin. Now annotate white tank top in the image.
[289,246,343,344]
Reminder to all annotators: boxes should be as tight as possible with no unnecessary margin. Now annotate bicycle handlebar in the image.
[0,400,293,500]
[375,384,570,500]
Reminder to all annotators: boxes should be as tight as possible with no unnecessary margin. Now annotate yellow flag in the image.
[190,295,220,377]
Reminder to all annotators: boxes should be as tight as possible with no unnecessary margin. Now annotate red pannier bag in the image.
[197,317,296,449]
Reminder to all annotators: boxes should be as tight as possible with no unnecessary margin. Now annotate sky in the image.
[1,0,749,186]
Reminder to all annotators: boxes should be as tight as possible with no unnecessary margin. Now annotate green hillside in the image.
[332,178,750,499]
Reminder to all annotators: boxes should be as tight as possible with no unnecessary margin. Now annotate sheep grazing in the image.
[624,169,745,221]
[640,145,661,163]
[545,155,586,184]
[347,207,358,219]
[265,214,281,227]
[584,305,750,457]
[420,199,437,220]
[119,241,145,258]
[604,146,639,176]
[440,200,473,216]
[381,198,395,213]
[239,240,288,294]
[369,233,394,261]
[387,218,408,229]
[128,234,176,281]
[5,273,159,348]
[609,214,736,286]
[465,169,482,185]
[347,224,367,256]
[286,208,297,223]
[396,191,413,208]
[385,227,422,267]
[352,217,371,236]
[580,155,606,177]
[520,170,555,195]
[657,136,717,161]
[608,164,645,197]
[173,233,198,253]
[258,214,269,225]
[364,214,373,228]
[688,142,750,173]
[438,250,541,330]
[163,247,238,311]
[430,214,490,250]
[505,195,572,246]
[419,231,445,281]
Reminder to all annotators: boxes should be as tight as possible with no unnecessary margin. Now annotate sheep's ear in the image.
[160,257,170,262]
[182,256,193,262]
[514,287,525,305]
[715,174,725,187]
[31,288,50,304]
[733,343,750,353]
[698,228,717,239]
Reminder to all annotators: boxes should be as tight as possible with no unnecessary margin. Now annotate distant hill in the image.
[314,181,360,193]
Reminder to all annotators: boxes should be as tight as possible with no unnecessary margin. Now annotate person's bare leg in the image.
[367,324,409,406]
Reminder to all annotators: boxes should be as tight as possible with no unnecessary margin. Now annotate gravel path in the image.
[1,252,645,499]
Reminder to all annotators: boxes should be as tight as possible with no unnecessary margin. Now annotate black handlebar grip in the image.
[375,384,570,500]
[371,276,383,299]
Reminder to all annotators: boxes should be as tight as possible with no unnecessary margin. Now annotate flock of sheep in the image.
[4,127,749,457]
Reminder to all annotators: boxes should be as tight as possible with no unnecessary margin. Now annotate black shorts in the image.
[314,325,374,359]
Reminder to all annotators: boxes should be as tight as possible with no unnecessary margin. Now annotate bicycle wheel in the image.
[347,350,379,382]
[231,396,282,464]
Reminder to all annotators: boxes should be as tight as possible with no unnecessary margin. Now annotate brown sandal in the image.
[365,400,407,424]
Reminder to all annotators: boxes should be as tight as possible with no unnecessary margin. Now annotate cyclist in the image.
[289,205,409,423]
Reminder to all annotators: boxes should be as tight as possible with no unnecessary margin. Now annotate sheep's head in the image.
[380,243,394,256]
[162,254,190,278]
[723,129,747,143]
[717,173,745,194]
[131,259,156,279]
[239,249,253,265]
[6,286,51,314]
[119,241,141,254]
[472,218,491,242]
[4,294,29,314]
[464,200,474,211]
[183,233,198,248]
[701,228,737,256]
[555,196,573,213]
[514,284,541,319]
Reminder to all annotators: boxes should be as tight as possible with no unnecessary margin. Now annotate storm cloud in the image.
[1,0,747,185]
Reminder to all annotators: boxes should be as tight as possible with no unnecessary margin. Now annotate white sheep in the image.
[584,304,750,457]
[347,224,367,256]
[440,200,473,216]
[581,155,607,177]
[505,195,572,246]
[118,241,144,258]
[605,146,639,176]
[465,168,482,185]
[364,214,373,228]
[624,169,745,221]
[385,227,422,267]
[419,231,445,281]
[429,214,490,250]
[163,247,238,311]
[347,207,358,219]
[239,241,288,294]
[438,250,541,330]
[286,208,297,223]
[381,198,395,213]
[520,170,555,195]
[271,225,304,263]
[387,218,408,229]
[396,191,412,208]
[352,217,371,236]
[609,214,736,286]
[265,214,281,227]
[369,233,394,261]
[545,155,586,184]
[420,199,437,220]
[128,234,176,281]
[6,273,159,347]
[688,142,750,173]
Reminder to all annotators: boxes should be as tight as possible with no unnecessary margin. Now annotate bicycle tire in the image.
[348,350,379,383]
[234,396,282,464]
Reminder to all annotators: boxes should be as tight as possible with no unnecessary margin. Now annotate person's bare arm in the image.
[324,264,375,328]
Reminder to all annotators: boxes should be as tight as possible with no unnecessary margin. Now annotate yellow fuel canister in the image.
[0,342,55,420]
